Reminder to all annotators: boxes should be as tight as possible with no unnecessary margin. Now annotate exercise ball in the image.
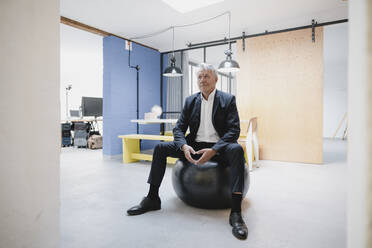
[172,160,249,209]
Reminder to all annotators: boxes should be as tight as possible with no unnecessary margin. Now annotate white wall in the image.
[0,0,60,247]
[60,24,103,121]
[323,23,348,138]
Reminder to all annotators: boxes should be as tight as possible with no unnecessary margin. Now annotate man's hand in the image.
[182,144,197,164]
[195,148,216,165]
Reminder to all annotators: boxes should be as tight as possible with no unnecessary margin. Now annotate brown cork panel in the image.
[236,27,323,164]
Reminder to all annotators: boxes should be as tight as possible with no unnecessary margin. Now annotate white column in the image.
[0,0,60,247]
[347,0,371,247]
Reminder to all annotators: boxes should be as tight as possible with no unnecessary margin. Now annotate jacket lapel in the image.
[212,89,219,126]
[193,93,202,130]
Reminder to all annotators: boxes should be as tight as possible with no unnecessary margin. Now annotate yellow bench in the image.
[118,133,252,165]
[118,134,178,164]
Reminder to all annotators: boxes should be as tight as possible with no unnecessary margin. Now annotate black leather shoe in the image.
[229,212,248,240]
[127,197,161,216]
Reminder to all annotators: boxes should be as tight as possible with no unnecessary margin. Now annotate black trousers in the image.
[147,141,245,193]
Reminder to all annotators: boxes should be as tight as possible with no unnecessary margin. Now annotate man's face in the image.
[197,70,217,94]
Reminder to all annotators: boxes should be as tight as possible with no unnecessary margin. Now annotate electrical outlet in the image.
[125,40,132,51]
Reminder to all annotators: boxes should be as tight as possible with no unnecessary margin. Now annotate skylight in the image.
[162,0,225,13]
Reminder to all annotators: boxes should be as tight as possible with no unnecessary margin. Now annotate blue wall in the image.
[103,36,161,156]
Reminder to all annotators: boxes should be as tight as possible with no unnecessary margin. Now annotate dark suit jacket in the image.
[173,89,241,153]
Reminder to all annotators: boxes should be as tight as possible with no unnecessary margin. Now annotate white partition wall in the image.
[347,0,370,247]
[0,1,60,248]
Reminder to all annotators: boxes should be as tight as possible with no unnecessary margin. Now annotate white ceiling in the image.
[60,0,348,52]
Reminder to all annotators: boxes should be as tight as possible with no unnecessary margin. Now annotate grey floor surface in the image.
[61,138,346,248]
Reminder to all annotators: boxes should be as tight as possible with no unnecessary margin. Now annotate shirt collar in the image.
[201,88,217,102]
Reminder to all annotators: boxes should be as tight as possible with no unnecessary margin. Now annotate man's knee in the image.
[154,142,168,153]
[154,143,164,150]
[226,143,244,157]
[154,142,176,155]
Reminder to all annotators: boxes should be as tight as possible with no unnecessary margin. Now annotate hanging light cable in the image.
[163,26,183,77]
[130,12,230,40]
[218,11,240,73]
[129,11,240,75]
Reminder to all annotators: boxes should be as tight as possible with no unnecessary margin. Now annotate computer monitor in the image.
[81,97,103,117]
[70,110,80,118]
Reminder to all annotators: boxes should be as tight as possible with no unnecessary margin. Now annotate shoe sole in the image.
[127,206,161,216]
[232,230,248,240]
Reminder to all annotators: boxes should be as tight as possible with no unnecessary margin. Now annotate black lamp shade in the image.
[218,49,240,73]
[163,65,183,77]
[217,59,240,73]
[163,56,183,77]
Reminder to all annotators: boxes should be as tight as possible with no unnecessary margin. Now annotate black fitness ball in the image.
[172,160,249,209]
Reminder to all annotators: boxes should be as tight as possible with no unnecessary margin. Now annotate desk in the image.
[61,118,103,123]
[131,119,248,135]
[131,119,249,124]
[130,119,177,124]
[131,119,177,135]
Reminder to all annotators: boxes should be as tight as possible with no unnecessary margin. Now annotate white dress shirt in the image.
[195,88,220,143]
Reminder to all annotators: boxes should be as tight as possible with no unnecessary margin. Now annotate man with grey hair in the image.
[127,63,248,240]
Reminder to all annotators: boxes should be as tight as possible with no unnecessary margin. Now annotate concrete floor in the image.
[61,138,346,248]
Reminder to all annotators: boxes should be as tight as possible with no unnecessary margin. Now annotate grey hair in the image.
[197,63,218,79]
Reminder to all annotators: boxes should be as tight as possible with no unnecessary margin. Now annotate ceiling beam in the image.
[60,16,159,51]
